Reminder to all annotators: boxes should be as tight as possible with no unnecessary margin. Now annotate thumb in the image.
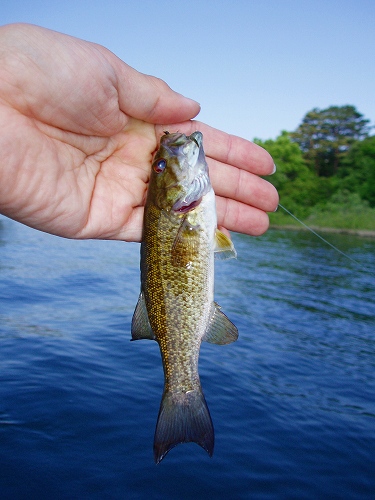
[111,57,201,124]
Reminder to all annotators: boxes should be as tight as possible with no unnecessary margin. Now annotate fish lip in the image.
[191,137,200,148]
[160,132,203,153]
[172,172,210,213]
[189,131,203,148]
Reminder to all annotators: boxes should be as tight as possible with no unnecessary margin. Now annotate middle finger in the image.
[208,158,279,213]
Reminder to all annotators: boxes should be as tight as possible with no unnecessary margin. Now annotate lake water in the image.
[0,216,374,499]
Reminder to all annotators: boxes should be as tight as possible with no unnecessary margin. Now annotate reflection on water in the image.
[0,216,374,498]
[0,315,62,339]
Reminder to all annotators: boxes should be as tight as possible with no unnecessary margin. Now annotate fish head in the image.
[150,131,211,214]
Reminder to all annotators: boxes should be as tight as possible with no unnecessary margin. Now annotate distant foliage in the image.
[256,108,375,228]
[338,135,375,207]
[306,191,375,230]
[255,132,336,218]
[291,105,371,177]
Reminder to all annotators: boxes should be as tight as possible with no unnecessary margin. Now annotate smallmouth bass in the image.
[131,131,238,464]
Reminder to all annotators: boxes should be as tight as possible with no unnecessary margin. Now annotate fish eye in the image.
[152,158,167,173]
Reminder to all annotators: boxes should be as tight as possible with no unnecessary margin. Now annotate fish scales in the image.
[143,198,214,393]
[131,131,238,464]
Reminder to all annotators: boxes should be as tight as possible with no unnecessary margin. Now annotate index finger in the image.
[155,120,275,175]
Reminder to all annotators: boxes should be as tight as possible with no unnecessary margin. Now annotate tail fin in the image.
[153,388,214,464]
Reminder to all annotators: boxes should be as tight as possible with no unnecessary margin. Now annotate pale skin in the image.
[0,23,278,242]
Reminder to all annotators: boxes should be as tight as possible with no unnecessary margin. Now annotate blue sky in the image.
[2,0,375,140]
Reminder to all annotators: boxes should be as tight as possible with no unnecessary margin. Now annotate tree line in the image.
[255,105,375,224]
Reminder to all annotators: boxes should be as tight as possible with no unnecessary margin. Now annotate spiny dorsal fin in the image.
[202,302,238,344]
[214,229,237,260]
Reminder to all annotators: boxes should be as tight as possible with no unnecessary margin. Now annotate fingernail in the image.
[272,163,277,174]
[181,95,200,107]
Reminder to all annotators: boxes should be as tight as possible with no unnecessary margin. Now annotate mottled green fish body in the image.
[131,131,238,464]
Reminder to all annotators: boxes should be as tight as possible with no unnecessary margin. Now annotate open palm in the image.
[0,24,278,242]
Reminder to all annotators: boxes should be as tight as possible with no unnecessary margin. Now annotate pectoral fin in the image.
[171,217,201,268]
[131,292,156,341]
[202,302,238,344]
[214,229,237,260]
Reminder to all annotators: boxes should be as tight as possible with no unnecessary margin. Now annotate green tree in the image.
[291,105,371,177]
[338,135,375,207]
[255,131,307,190]
[255,131,335,217]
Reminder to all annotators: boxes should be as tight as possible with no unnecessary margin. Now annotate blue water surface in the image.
[0,216,374,499]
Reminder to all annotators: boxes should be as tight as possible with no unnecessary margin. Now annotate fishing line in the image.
[277,203,369,270]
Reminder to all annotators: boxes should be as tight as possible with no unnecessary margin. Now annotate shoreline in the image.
[269,224,375,238]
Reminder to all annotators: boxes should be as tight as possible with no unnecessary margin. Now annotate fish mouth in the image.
[174,198,202,214]
[172,171,210,213]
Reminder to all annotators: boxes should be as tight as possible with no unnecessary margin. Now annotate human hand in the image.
[0,24,278,242]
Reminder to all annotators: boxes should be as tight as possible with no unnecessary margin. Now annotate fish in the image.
[131,131,238,464]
